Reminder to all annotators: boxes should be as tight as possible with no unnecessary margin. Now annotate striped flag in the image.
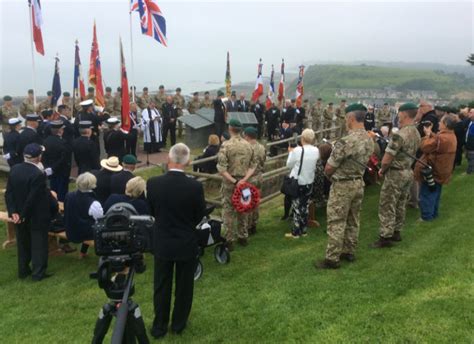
[277,59,285,103]
[88,21,105,107]
[73,40,86,102]
[120,38,131,133]
[133,0,167,46]
[266,65,275,109]
[225,51,231,97]
[251,59,264,102]
[295,65,305,107]
[29,0,44,55]
[51,56,61,107]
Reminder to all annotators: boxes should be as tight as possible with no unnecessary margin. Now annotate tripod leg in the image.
[127,301,150,344]
[92,303,115,344]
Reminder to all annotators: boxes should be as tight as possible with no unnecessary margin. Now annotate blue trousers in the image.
[419,182,442,221]
[50,174,69,202]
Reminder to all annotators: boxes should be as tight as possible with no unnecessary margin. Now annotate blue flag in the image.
[51,56,62,107]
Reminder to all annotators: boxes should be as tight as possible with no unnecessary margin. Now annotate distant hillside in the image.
[288,64,474,102]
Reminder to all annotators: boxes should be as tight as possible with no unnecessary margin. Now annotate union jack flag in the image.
[131,0,167,47]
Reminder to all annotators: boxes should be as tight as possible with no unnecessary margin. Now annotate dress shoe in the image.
[371,237,393,248]
[340,253,356,262]
[238,238,248,247]
[19,270,32,279]
[32,272,54,282]
[390,231,402,242]
[315,259,340,269]
[150,327,167,339]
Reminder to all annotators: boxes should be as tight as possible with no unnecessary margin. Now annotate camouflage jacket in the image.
[250,141,266,175]
[385,124,421,170]
[187,99,201,114]
[137,94,151,110]
[20,98,35,116]
[154,93,167,109]
[335,107,346,121]
[328,128,374,180]
[323,108,334,121]
[217,136,257,178]
[201,98,213,109]
[0,105,19,124]
[104,95,115,113]
[311,105,324,122]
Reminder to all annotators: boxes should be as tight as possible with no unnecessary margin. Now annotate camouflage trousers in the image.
[336,121,346,138]
[379,169,413,238]
[325,179,365,262]
[244,175,263,232]
[221,181,247,242]
[323,121,333,138]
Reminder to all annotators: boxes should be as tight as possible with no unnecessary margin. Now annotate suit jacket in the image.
[147,171,206,261]
[92,169,118,205]
[104,129,127,159]
[73,136,100,174]
[5,162,56,227]
[3,130,22,166]
[60,115,75,145]
[237,100,250,112]
[110,170,134,195]
[225,100,238,112]
[19,127,42,160]
[42,135,72,176]
[161,102,178,124]
[213,99,226,123]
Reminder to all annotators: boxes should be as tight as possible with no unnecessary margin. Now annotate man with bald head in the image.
[161,95,178,146]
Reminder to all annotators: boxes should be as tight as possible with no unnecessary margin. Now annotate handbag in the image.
[281,147,305,197]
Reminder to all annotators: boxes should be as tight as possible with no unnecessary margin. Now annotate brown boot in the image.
[315,259,340,269]
[237,238,248,247]
[390,231,402,242]
[340,253,356,262]
[371,237,393,248]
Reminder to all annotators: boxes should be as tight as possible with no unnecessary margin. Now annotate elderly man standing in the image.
[372,103,421,248]
[316,104,374,269]
[415,114,457,221]
[217,119,256,249]
[5,143,57,280]
[147,143,206,339]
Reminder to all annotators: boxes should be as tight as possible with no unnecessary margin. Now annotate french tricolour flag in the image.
[29,0,44,55]
[251,59,264,102]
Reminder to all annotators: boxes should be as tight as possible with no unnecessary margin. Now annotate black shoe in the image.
[340,253,356,262]
[390,231,402,242]
[32,272,54,281]
[19,270,32,279]
[371,237,393,248]
[150,327,167,339]
[60,244,77,254]
[315,259,340,269]
[171,326,186,335]
[280,215,289,221]
[238,238,248,247]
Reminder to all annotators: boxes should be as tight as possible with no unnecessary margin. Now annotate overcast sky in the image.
[0,0,473,96]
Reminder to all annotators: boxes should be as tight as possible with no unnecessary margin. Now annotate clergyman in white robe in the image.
[141,105,163,153]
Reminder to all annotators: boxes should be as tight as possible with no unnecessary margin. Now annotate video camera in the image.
[93,203,154,257]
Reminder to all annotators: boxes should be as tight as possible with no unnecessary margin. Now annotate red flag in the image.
[277,59,285,103]
[120,39,131,133]
[251,59,264,102]
[295,65,305,107]
[29,0,44,55]
[88,21,105,107]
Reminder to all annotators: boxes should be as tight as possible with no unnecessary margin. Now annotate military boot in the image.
[390,231,402,242]
[371,237,393,248]
[315,259,340,269]
[238,238,248,247]
[340,253,356,262]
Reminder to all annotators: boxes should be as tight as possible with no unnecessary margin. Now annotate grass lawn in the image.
[0,165,473,343]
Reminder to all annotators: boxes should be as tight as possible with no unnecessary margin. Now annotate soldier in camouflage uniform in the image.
[323,102,335,138]
[86,87,95,101]
[217,119,257,250]
[173,87,186,138]
[137,87,151,110]
[243,127,266,235]
[187,92,201,114]
[1,95,19,135]
[36,91,53,113]
[311,98,323,131]
[104,87,115,114]
[377,103,391,126]
[20,89,36,117]
[154,85,167,110]
[61,91,71,108]
[113,87,122,116]
[302,99,311,129]
[372,103,421,247]
[335,99,347,138]
[201,91,213,109]
[316,103,374,269]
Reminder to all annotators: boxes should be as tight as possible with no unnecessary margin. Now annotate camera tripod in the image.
[91,260,149,344]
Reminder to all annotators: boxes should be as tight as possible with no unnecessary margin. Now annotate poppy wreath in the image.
[231,182,261,213]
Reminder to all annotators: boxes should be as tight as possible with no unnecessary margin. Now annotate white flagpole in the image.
[28,1,37,112]
[129,4,136,103]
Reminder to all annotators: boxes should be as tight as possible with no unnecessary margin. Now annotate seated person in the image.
[104,176,150,215]
[193,134,220,173]
[64,172,104,258]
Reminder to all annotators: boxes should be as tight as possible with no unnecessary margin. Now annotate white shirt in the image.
[286,145,319,185]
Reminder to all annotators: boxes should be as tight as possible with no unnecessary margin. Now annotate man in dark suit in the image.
[42,121,72,202]
[225,91,238,112]
[19,114,42,161]
[147,143,206,339]
[161,95,178,147]
[110,154,136,195]
[38,109,54,139]
[5,143,57,281]
[213,91,227,137]
[91,156,123,205]
[57,104,75,145]
[250,97,266,139]
[73,121,101,175]
[237,93,250,112]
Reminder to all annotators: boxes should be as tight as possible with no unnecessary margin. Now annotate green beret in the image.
[105,87,112,92]
[3,95,12,101]
[244,126,258,136]
[122,154,137,165]
[345,103,367,113]
[88,87,95,92]
[47,91,53,96]
[398,102,418,112]
[63,92,70,97]
[229,118,242,128]
[28,89,34,94]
